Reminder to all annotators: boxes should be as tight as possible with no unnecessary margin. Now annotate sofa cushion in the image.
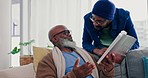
[33,46,51,72]
[126,49,148,78]
[0,63,35,78]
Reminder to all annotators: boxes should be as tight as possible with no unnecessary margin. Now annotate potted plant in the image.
[9,39,35,65]
[9,39,35,54]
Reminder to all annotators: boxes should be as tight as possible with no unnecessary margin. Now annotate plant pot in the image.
[20,55,33,66]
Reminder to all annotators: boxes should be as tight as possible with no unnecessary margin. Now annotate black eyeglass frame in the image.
[90,16,108,25]
[53,30,71,37]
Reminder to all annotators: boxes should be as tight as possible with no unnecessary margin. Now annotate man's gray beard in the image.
[61,38,76,49]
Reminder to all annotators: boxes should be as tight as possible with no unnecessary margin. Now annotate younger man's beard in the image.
[94,25,104,30]
[60,38,76,49]
[95,22,111,30]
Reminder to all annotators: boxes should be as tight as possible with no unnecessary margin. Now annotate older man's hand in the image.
[114,53,125,64]
[100,53,115,72]
[73,58,96,78]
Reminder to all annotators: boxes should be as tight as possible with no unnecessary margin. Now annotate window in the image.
[11,0,21,67]
[11,0,31,67]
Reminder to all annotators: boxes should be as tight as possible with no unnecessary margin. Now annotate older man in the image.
[36,25,115,78]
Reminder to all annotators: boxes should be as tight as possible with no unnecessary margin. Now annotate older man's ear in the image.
[51,37,58,42]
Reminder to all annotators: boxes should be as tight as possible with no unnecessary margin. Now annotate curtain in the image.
[30,0,94,47]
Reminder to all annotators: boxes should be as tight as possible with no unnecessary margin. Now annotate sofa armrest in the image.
[126,49,148,78]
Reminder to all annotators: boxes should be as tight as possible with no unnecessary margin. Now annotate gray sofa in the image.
[0,47,147,78]
[114,48,148,78]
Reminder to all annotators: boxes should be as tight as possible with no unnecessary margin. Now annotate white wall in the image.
[112,0,148,47]
[112,0,147,21]
[0,0,11,69]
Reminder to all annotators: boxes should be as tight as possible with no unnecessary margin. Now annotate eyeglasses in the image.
[53,30,71,37]
[90,16,108,25]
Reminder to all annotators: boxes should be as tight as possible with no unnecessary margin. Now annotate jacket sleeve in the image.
[36,53,57,78]
[124,11,140,49]
[36,53,77,78]
[82,13,96,53]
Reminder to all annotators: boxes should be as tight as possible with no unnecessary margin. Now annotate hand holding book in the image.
[97,31,136,64]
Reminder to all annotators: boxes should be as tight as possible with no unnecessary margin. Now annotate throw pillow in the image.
[33,46,51,72]
[142,57,148,78]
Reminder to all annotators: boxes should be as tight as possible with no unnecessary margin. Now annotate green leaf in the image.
[11,51,17,54]
[9,39,35,55]
[13,47,17,51]
[19,39,35,46]
[9,47,21,54]
[47,45,53,48]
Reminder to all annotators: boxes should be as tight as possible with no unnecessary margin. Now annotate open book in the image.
[97,31,136,64]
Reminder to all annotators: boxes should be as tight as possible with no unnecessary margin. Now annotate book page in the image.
[97,31,136,64]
